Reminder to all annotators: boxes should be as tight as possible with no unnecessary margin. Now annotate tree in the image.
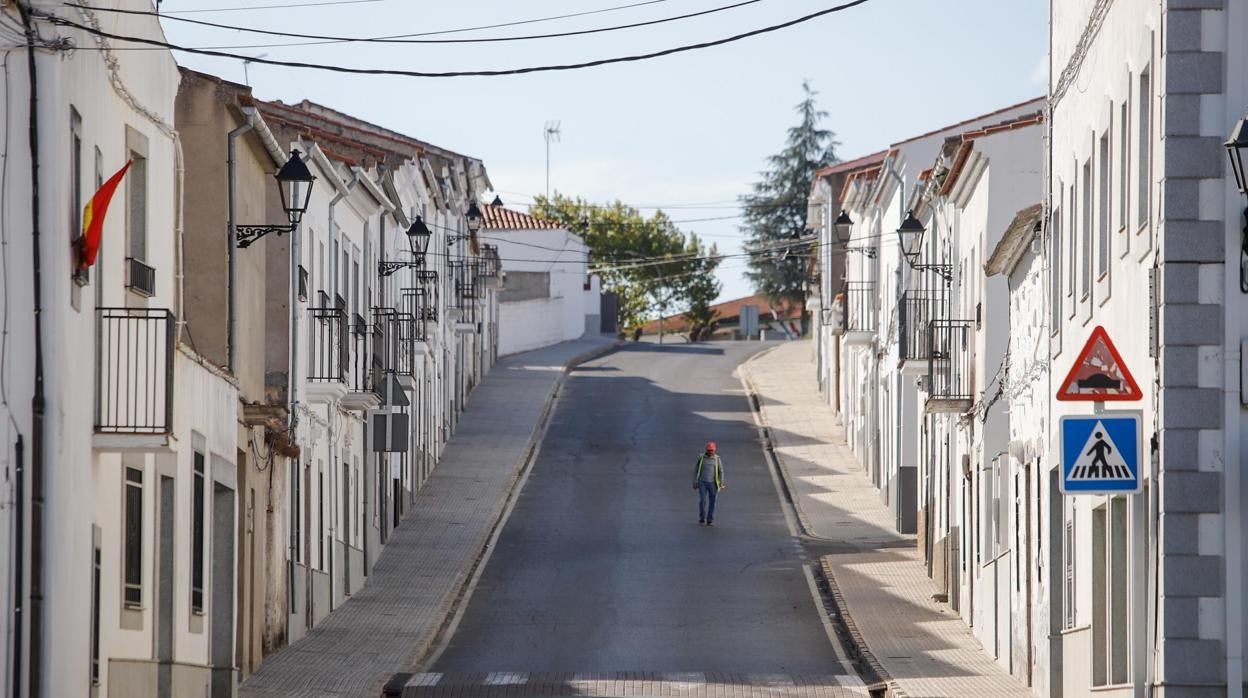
[530,194,722,334]
[740,80,839,331]
[681,234,722,341]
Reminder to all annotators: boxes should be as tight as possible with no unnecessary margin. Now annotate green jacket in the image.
[693,453,724,489]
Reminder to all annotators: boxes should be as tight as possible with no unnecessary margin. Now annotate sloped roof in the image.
[814,150,888,178]
[638,294,801,334]
[481,205,565,230]
[985,203,1044,276]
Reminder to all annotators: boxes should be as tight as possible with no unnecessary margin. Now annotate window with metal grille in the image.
[1081,159,1092,299]
[191,451,205,614]
[123,467,143,608]
[1050,201,1062,334]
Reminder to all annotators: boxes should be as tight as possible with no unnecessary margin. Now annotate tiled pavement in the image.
[395,672,870,697]
[240,337,619,698]
[741,341,1032,698]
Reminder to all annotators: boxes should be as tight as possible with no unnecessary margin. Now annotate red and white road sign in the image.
[1056,325,1143,402]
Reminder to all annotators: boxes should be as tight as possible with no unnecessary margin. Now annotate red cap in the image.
[705,441,717,452]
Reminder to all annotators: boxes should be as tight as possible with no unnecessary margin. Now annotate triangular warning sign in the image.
[1057,326,1143,401]
[1067,421,1133,480]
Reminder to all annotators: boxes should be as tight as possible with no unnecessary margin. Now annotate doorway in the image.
[211,483,236,698]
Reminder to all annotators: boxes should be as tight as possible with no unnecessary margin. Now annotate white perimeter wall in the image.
[489,228,594,356]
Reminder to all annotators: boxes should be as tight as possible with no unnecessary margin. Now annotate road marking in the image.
[484,672,527,685]
[404,672,442,687]
[749,673,796,686]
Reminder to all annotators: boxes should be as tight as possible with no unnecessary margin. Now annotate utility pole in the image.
[543,120,560,198]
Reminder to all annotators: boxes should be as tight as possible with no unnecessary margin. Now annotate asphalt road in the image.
[431,341,844,677]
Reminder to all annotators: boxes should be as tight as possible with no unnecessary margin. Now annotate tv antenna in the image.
[242,53,268,87]
[544,120,561,199]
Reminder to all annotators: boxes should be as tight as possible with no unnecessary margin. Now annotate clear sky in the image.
[158,0,1047,304]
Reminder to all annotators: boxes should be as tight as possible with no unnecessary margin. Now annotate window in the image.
[191,451,205,614]
[91,526,101,688]
[318,464,326,569]
[1093,498,1130,685]
[125,127,149,263]
[1137,68,1151,230]
[1118,100,1129,231]
[342,460,350,546]
[70,108,85,293]
[291,459,302,565]
[354,456,361,541]
[93,147,104,306]
[122,467,143,608]
[1081,159,1092,299]
[1098,132,1110,277]
[1063,515,1076,630]
[1066,185,1076,309]
[1051,199,1062,332]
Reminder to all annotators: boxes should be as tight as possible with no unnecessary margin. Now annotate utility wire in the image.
[161,0,383,12]
[80,0,767,50]
[35,0,872,78]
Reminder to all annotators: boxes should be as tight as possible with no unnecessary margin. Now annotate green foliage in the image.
[740,80,839,319]
[530,194,721,332]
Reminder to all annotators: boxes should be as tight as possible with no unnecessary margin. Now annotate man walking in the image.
[693,441,724,525]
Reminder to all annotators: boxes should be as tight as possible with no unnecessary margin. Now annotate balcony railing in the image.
[125,257,156,297]
[842,281,877,333]
[400,287,432,342]
[308,307,347,383]
[346,313,377,394]
[372,307,416,378]
[96,308,174,434]
[927,320,974,410]
[899,289,946,363]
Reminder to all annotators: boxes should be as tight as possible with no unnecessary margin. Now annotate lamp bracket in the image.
[910,262,953,284]
[847,246,877,258]
[379,259,426,278]
[236,223,295,249]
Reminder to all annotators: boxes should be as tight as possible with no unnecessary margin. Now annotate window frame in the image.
[191,450,206,615]
[122,466,144,609]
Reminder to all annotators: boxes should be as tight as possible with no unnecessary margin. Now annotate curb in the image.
[383,339,623,696]
[738,350,903,698]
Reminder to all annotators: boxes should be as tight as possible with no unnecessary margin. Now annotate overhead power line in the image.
[83,0,768,50]
[37,0,872,78]
[160,0,383,13]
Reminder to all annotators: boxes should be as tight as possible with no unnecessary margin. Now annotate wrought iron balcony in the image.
[95,308,174,436]
[308,307,347,383]
[927,319,974,413]
[899,289,946,363]
[842,281,877,333]
[372,307,416,378]
[400,287,433,342]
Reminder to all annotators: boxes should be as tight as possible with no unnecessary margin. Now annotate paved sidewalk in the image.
[241,336,618,698]
[742,341,1031,698]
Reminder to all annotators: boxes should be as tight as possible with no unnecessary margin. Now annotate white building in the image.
[1,3,241,696]
[480,204,600,356]
[1048,1,1246,694]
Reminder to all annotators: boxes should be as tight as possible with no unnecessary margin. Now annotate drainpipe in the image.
[226,117,255,373]
[16,5,43,696]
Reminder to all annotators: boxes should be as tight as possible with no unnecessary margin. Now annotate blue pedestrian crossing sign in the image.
[1060,412,1142,494]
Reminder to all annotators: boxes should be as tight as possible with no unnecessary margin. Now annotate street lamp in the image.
[1224,117,1248,195]
[490,195,504,207]
[379,215,433,277]
[237,149,316,248]
[896,210,925,265]
[1224,118,1248,292]
[896,210,952,283]
[466,201,483,234]
[834,210,853,243]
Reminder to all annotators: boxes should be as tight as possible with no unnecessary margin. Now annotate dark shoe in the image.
[698,518,705,524]
[706,520,714,526]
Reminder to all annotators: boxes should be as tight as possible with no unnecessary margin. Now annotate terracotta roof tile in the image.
[638,293,801,334]
[481,205,565,230]
[814,150,888,178]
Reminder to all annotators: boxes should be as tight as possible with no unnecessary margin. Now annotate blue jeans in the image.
[698,481,718,522]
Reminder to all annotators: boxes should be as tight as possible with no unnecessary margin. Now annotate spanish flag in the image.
[78,160,131,270]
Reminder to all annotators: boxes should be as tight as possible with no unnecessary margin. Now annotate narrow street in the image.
[421,342,858,696]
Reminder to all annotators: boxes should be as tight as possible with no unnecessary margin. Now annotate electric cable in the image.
[80,0,768,50]
[33,0,873,78]
[161,0,384,13]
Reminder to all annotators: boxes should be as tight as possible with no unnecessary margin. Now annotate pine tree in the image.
[741,80,839,327]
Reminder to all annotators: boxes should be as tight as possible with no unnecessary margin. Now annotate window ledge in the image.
[1059,624,1091,637]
